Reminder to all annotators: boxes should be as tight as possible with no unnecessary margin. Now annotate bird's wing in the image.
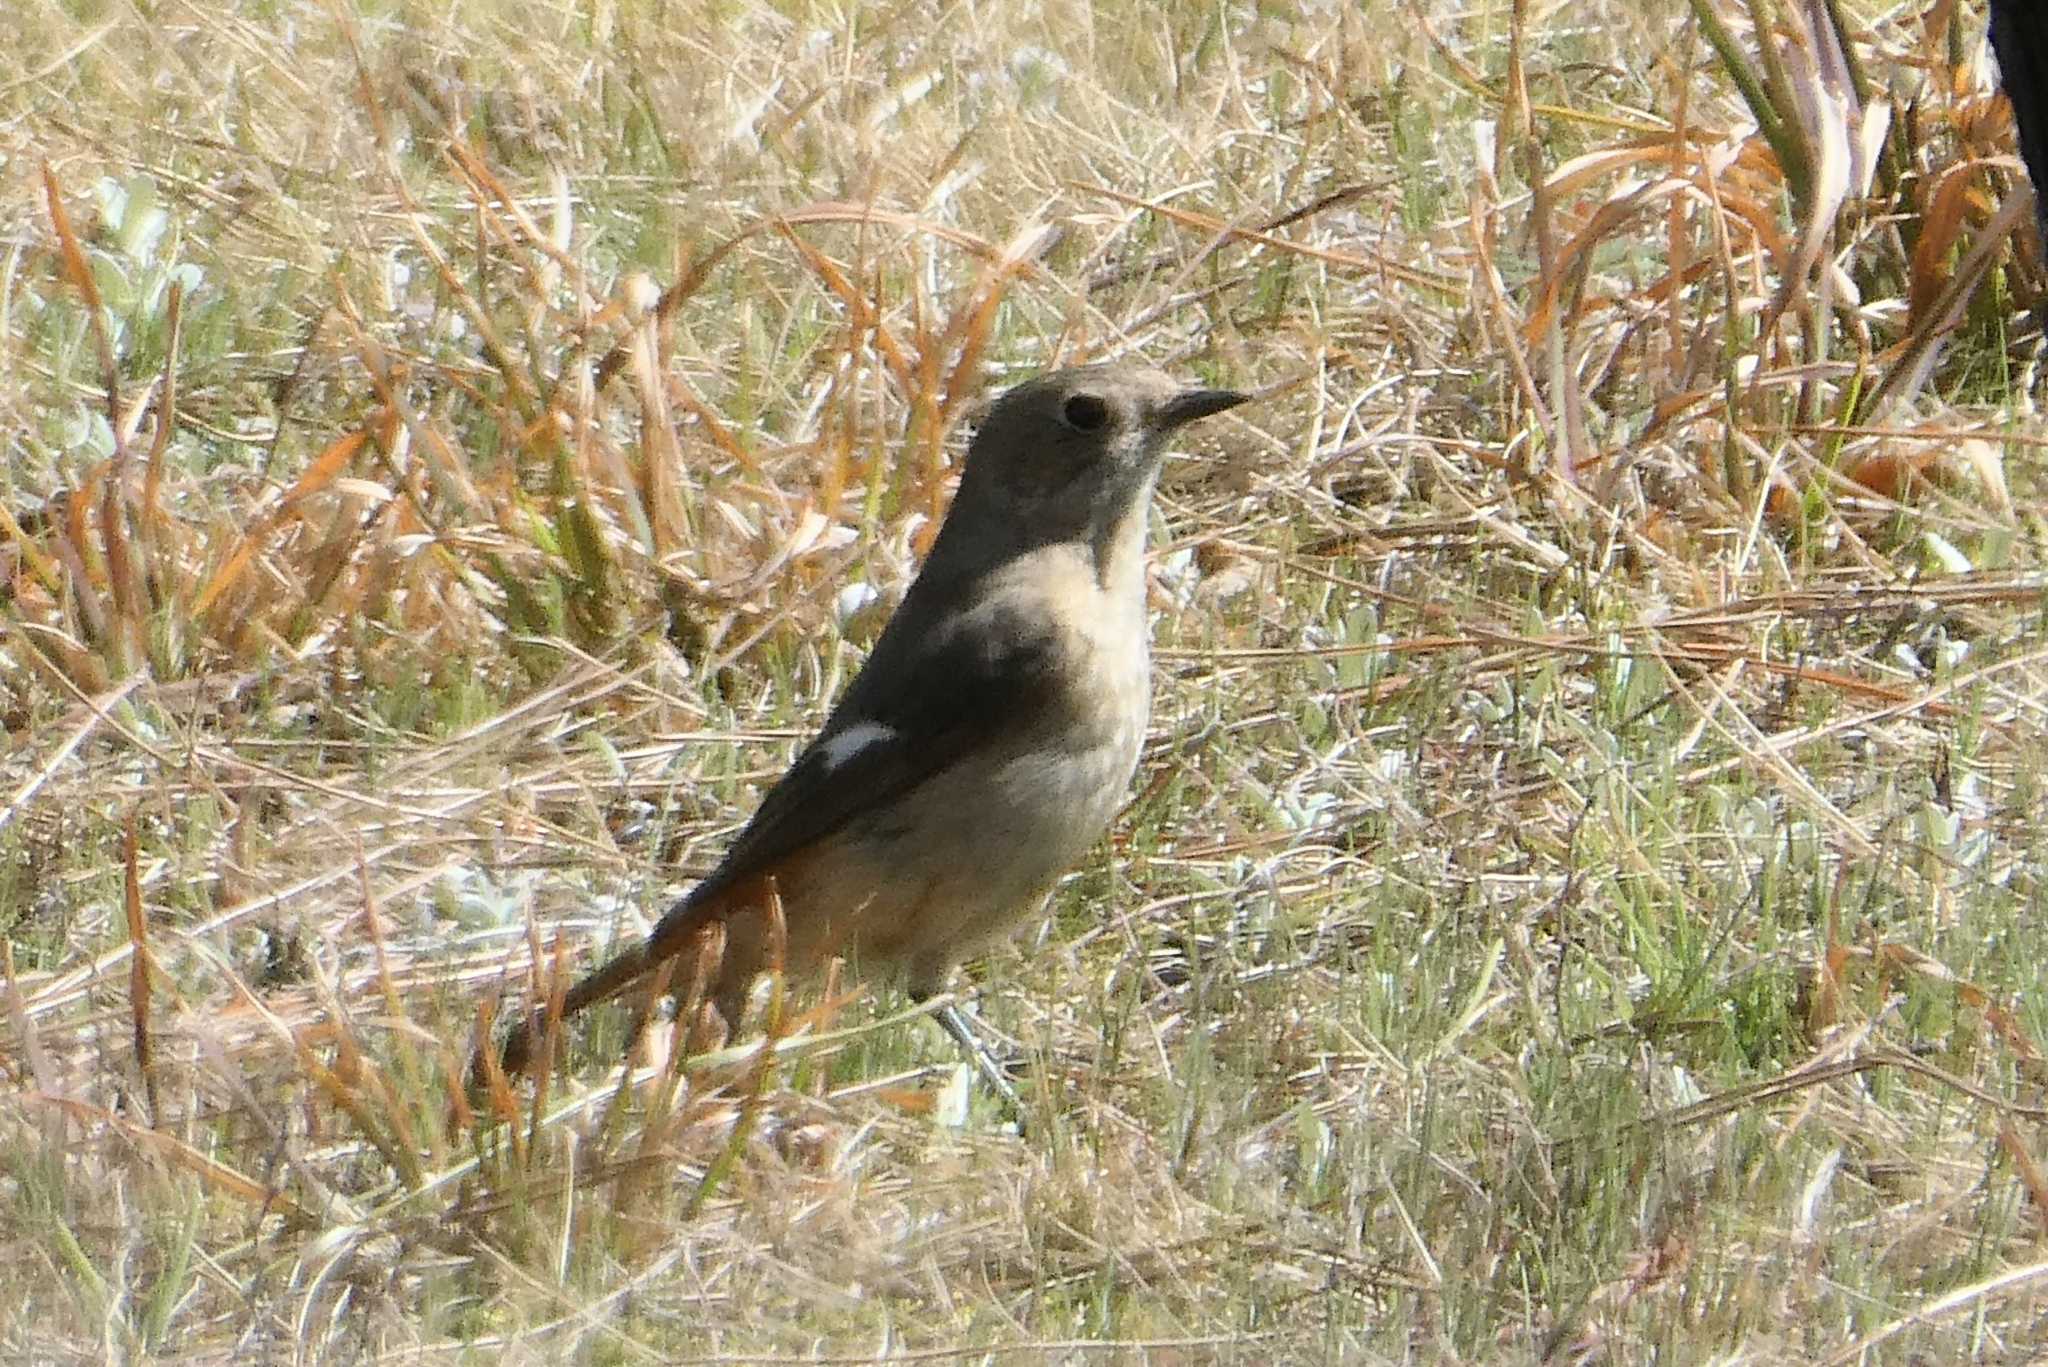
[644,596,1066,958]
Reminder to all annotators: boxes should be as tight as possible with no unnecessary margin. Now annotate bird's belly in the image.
[710,588,1152,1017]
[737,719,1142,1004]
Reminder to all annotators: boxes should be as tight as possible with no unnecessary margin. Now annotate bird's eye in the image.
[1062,394,1110,432]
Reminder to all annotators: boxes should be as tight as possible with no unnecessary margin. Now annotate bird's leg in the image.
[917,991,1027,1123]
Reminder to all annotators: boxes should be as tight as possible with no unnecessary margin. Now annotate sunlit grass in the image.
[4,0,2047,1360]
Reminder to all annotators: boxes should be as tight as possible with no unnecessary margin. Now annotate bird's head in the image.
[941,363,1247,563]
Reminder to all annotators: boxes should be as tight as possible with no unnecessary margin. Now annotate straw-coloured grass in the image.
[4,1,2047,1359]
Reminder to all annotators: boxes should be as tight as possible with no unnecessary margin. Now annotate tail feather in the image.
[492,941,653,1077]
[487,881,742,1079]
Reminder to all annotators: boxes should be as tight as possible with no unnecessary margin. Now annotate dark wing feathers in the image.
[644,596,1064,956]
[1992,0,2048,237]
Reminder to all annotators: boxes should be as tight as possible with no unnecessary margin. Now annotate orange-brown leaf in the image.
[1910,163,1979,318]
[40,163,102,310]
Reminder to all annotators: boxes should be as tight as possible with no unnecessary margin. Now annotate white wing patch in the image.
[815,721,897,772]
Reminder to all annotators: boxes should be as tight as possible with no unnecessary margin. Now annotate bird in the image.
[489,363,1248,1101]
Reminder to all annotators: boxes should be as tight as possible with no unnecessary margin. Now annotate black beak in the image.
[1156,387,1249,430]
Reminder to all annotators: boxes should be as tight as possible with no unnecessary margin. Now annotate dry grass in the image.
[5,0,2048,1361]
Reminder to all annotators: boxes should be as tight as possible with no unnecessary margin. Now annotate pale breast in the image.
[834,547,1153,987]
